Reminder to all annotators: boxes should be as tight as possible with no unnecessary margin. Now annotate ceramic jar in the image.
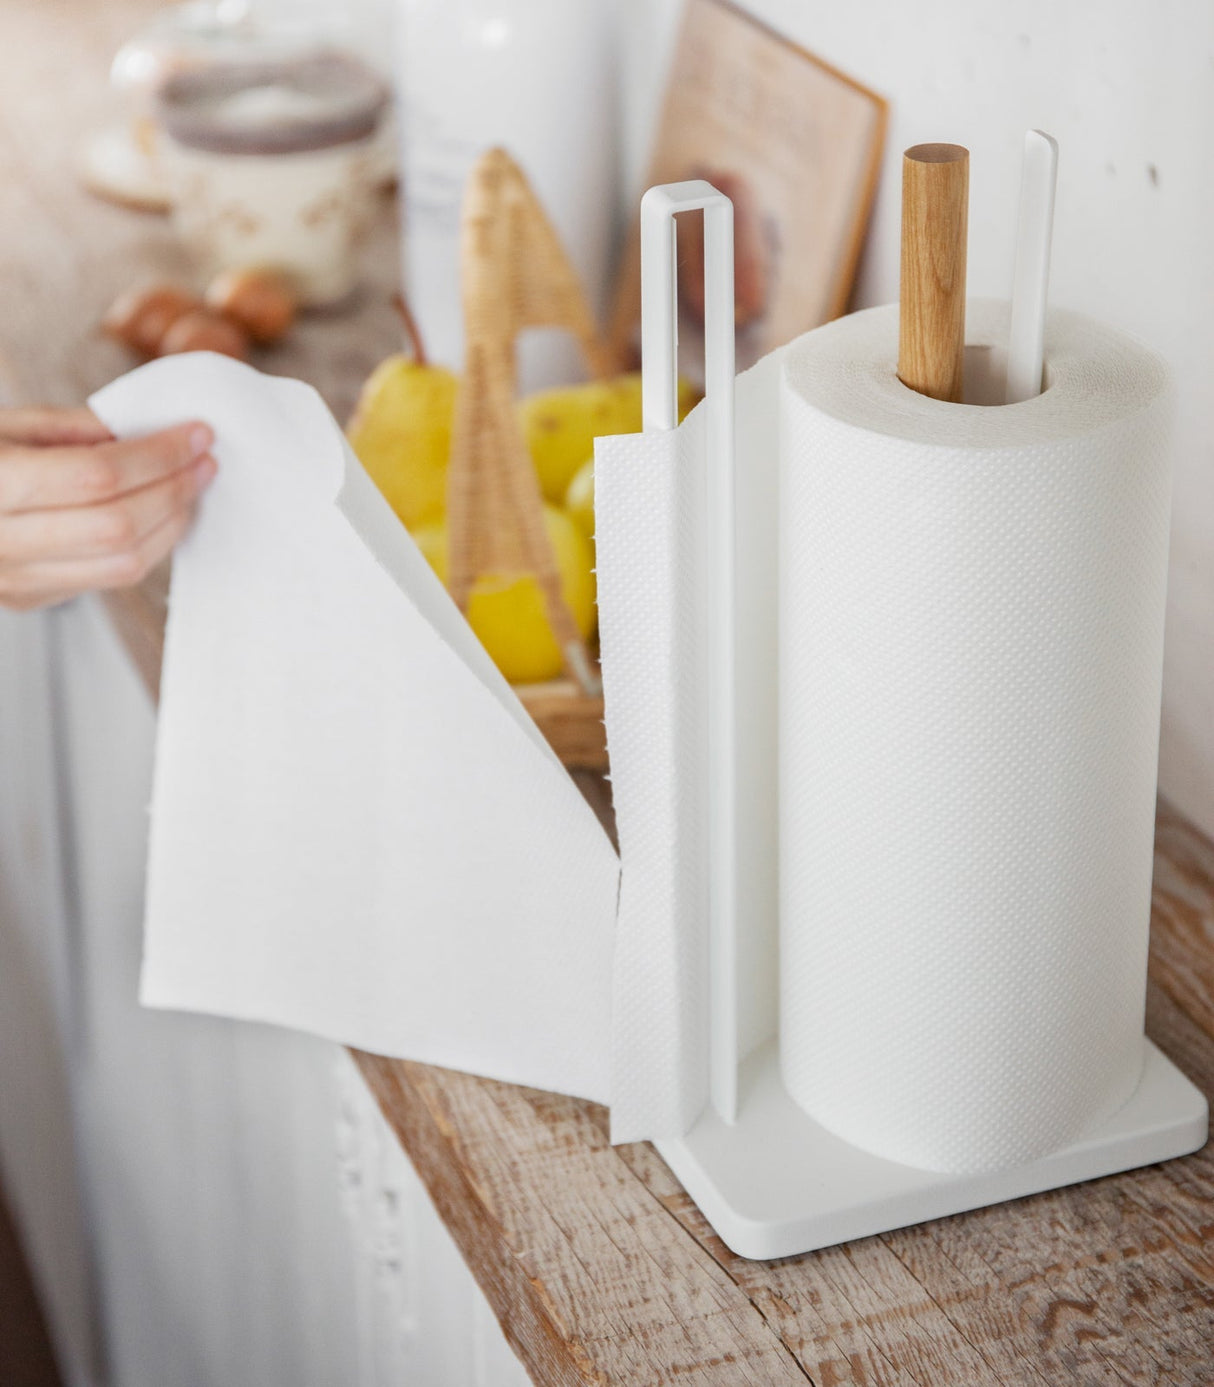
[158,50,388,304]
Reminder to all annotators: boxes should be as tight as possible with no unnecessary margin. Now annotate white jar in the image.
[396,0,618,387]
[158,52,388,305]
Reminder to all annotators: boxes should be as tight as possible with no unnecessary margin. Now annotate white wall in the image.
[622,0,1214,837]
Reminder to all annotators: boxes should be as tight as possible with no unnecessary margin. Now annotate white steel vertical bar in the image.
[639,182,738,1124]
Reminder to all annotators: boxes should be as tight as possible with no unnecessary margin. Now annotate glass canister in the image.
[156,50,389,305]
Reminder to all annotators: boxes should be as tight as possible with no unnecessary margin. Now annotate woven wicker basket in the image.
[446,148,612,771]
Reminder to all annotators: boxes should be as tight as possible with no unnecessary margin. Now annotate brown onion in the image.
[102,283,201,357]
[205,268,296,344]
[159,309,250,360]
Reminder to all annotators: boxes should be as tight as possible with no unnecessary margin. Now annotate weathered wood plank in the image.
[613,968,1214,1387]
[356,1056,816,1386]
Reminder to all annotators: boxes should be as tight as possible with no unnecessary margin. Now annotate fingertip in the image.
[194,454,218,485]
[187,422,214,458]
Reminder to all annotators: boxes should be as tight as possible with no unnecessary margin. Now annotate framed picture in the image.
[609,0,887,378]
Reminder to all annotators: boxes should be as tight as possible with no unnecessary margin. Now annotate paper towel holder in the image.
[640,180,1208,1261]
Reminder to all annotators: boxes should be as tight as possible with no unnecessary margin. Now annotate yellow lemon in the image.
[347,354,459,530]
[412,505,595,684]
[564,458,595,539]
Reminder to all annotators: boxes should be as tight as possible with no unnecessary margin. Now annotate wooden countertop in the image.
[6,3,1214,1381]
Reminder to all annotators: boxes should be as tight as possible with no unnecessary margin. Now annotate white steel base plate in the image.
[655,1039,1208,1261]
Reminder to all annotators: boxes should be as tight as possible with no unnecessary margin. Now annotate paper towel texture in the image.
[596,419,707,1142]
[90,354,620,1104]
[597,299,1172,1168]
[778,301,1172,1173]
[597,354,785,1142]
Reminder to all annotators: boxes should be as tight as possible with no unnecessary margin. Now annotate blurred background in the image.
[0,1,1210,1384]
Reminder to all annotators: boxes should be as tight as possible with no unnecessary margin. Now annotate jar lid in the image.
[157,50,388,156]
[112,3,321,97]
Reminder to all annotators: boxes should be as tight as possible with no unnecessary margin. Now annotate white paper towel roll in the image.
[778,299,1173,1173]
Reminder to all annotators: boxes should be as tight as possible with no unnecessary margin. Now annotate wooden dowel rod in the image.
[898,143,969,403]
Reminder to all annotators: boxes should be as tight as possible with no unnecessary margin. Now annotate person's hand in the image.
[0,406,216,611]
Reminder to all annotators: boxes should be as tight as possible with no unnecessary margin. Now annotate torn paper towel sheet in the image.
[90,353,620,1104]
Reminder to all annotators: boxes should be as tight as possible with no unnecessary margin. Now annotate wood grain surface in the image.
[898,143,969,403]
[4,3,1213,1383]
